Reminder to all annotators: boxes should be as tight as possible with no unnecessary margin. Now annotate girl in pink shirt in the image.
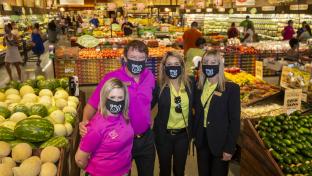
[75,78,134,176]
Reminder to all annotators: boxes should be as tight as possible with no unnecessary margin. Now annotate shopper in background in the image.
[77,14,83,24]
[227,22,239,39]
[60,17,66,34]
[183,21,202,55]
[152,51,194,176]
[3,23,22,81]
[282,20,295,40]
[297,21,307,37]
[76,78,133,176]
[31,23,44,66]
[66,15,72,27]
[48,20,58,43]
[185,37,206,75]
[194,50,240,176]
[11,22,19,37]
[90,15,100,28]
[285,38,300,61]
[242,23,254,43]
[122,17,135,36]
[111,17,119,25]
[298,24,311,42]
[79,40,156,176]
[239,15,254,32]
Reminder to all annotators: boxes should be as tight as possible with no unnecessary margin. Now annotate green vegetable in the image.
[12,104,30,116]
[0,126,16,141]
[30,104,48,117]
[0,106,11,119]
[40,136,69,148]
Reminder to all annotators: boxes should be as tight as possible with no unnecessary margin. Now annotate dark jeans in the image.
[196,131,229,176]
[132,129,156,176]
[156,132,189,176]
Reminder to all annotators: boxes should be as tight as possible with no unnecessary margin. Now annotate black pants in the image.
[196,131,229,176]
[156,132,189,176]
[132,129,156,176]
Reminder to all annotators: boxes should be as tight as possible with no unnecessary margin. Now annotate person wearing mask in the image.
[3,24,22,81]
[122,17,135,36]
[185,37,206,75]
[239,16,254,32]
[194,50,240,176]
[31,23,44,66]
[285,38,300,62]
[297,21,307,37]
[183,21,202,55]
[227,22,239,39]
[80,40,156,176]
[90,15,100,28]
[298,24,311,42]
[48,20,57,43]
[242,23,254,43]
[76,78,133,176]
[152,51,194,176]
[282,20,295,40]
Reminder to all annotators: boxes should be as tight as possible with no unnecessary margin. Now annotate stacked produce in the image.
[225,46,258,55]
[0,76,78,149]
[78,48,123,59]
[246,41,309,53]
[225,71,280,105]
[0,141,62,176]
[77,35,100,48]
[255,112,312,175]
[241,104,284,119]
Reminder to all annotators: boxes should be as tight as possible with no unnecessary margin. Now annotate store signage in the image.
[255,61,263,80]
[218,7,225,12]
[280,66,311,92]
[236,7,247,12]
[280,66,292,89]
[196,9,202,12]
[3,3,12,11]
[290,4,308,11]
[60,0,84,5]
[302,93,308,103]
[236,0,255,6]
[284,88,302,113]
[262,6,275,11]
[206,8,213,12]
[186,9,191,13]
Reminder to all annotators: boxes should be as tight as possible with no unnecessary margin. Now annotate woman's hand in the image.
[222,152,232,161]
[79,120,89,137]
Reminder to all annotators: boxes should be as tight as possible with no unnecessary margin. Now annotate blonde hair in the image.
[99,78,129,122]
[197,50,226,92]
[158,51,190,94]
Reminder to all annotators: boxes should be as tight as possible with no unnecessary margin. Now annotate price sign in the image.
[280,66,292,88]
[65,68,75,74]
[284,88,302,113]
[255,61,263,80]
[302,93,308,103]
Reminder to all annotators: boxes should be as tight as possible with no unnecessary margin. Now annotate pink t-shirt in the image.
[283,26,295,40]
[88,66,155,135]
[79,113,134,176]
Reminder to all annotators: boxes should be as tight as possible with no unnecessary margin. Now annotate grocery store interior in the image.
[0,0,312,176]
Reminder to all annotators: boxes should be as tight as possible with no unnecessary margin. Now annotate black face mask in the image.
[126,59,146,75]
[105,99,125,115]
[202,65,219,78]
[165,66,182,79]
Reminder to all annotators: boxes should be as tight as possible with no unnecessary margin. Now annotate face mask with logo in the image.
[105,99,125,115]
[165,66,182,79]
[126,59,146,75]
[202,65,219,78]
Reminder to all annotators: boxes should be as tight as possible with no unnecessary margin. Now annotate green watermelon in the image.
[25,79,37,88]
[34,88,40,95]
[14,118,54,142]
[53,79,61,89]
[0,126,16,141]
[39,136,69,148]
[8,139,36,149]
[59,78,69,89]
[12,104,30,116]
[7,80,20,90]
[30,104,48,117]
[65,112,76,126]
[37,80,55,91]
[36,75,45,81]
[0,106,11,119]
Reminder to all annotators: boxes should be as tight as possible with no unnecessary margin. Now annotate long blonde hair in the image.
[158,51,190,94]
[197,50,226,92]
[99,78,129,122]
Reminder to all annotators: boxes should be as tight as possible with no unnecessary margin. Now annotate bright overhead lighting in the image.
[165,8,170,12]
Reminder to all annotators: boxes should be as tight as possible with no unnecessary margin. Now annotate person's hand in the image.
[79,120,89,137]
[222,152,232,161]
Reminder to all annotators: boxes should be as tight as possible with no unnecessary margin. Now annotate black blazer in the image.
[193,81,240,156]
[152,77,195,145]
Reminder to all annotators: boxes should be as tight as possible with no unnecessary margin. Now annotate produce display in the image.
[78,48,123,59]
[0,141,62,176]
[241,104,284,119]
[281,66,311,92]
[255,112,312,175]
[76,35,100,48]
[246,41,310,53]
[225,71,280,105]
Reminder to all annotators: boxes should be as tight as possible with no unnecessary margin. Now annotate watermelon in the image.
[7,80,20,90]
[0,106,11,119]
[14,118,54,142]
[37,80,55,91]
[0,126,16,141]
[25,79,37,88]
[59,78,69,89]
[30,104,48,117]
[8,140,36,149]
[12,104,30,116]
[39,136,69,148]
[34,88,40,95]
[36,75,45,81]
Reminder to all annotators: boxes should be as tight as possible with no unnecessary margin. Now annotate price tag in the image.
[302,93,308,103]
[284,88,302,113]
[255,61,263,80]
[280,66,292,88]
[65,68,74,74]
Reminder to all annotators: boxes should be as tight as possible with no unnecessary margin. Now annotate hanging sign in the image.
[262,6,275,11]
[206,8,213,12]
[236,0,255,6]
[255,61,263,80]
[290,4,308,11]
[186,9,191,13]
[218,7,225,12]
[60,0,84,5]
[237,7,247,12]
[284,88,302,113]
[196,9,202,12]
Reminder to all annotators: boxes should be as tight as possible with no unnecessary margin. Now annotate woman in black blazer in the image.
[193,50,240,176]
[152,51,194,176]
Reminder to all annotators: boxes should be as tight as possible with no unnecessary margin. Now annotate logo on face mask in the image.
[109,104,122,114]
[205,69,214,77]
[169,70,178,77]
[131,64,143,74]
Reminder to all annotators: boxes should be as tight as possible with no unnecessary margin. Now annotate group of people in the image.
[282,20,311,42]
[3,22,44,81]
[75,40,241,176]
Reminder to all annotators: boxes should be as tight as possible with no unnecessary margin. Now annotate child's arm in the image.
[75,148,90,169]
